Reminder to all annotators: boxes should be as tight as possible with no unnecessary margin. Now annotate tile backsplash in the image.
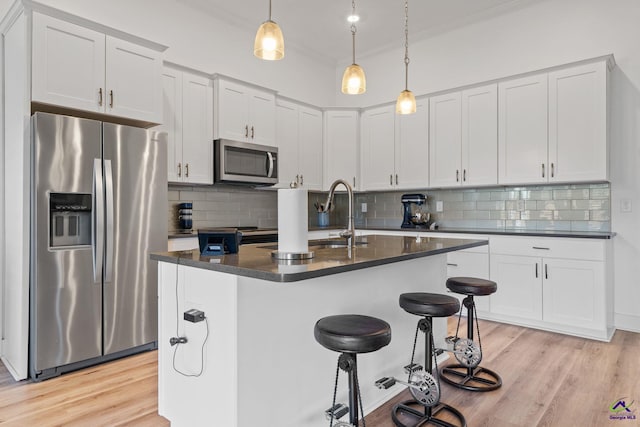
[169,183,611,234]
[168,185,277,233]
[352,183,611,232]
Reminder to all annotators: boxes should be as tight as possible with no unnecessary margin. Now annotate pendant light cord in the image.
[351,0,357,64]
[403,0,410,91]
[268,0,272,21]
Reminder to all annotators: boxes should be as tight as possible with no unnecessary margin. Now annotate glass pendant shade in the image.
[396,89,417,114]
[341,63,366,94]
[254,20,284,60]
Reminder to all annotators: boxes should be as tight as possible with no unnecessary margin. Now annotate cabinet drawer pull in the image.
[109,90,114,108]
[296,174,299,184]
[300,174,304,186]
[551,163,555,178]
[185,163,189,177]
[245,125,249,138]
[447,263,458,267]
[542,163,545,178]
[545,263,548,279]
[532,246,550,250]
[456,170,459,182]
[98,88,103,106]
[390,174,393,185]
[535,263,538,278]
[463,169,466,182]
[178,162,182,177]
[395,174,398,185]
[353,176,356,187]
[251,126,255,139]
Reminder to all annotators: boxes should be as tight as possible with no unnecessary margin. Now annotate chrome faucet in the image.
[323,179,356,249]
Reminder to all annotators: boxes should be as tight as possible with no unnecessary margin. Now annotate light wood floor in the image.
[1,319,638,426]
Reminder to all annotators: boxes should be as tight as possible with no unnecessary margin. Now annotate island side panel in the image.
[235,254,449,427]
[158,262,239,426]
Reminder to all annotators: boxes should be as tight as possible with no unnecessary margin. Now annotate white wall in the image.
[11,0,336,107]
[337,0,640,331]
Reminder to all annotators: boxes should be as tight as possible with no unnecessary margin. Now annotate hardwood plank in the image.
[0,320,638,427]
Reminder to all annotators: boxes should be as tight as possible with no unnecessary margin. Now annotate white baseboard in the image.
[615,313,640,333]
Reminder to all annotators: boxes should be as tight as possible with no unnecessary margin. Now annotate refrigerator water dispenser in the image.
[49,193,92,248]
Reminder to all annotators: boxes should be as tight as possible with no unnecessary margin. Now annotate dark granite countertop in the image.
[152,234,488,282]
[310,225,614,239]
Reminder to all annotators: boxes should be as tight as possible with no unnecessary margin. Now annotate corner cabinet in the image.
[160,66,213,184]
[324,110,359,190]
[32,12,163,124]
[361,100,429,191]
[214,78,276,146]
[499,57,612,185]
[276,99,323,190]
[488,236,613,341]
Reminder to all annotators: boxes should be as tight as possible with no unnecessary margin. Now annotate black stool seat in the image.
[399,292,460,317]
[314,314,391,354]
[447,276,497,296]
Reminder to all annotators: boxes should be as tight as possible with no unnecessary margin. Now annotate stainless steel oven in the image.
[214,139,278,186]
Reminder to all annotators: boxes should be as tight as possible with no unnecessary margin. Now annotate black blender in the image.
[401,193,430,228]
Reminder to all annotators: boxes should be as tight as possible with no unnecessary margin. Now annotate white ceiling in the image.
[177,0,537,64]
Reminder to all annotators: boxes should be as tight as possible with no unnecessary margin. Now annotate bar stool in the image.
[440,277,502,392]
[315,314,391,426]
[392,292,466,427]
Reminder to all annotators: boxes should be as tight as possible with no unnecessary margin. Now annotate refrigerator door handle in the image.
[104,159,115,283]
[93,159,104,283]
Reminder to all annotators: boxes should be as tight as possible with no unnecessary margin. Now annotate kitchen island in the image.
[151,234,487,427]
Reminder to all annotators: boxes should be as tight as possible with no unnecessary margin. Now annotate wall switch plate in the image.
[621,199,632,213]
[361,202,367,213]
[436,201,443,212]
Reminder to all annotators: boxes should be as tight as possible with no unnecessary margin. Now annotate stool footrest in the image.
[403,363,423,374]
[324,403,349,420]
[375,376,397,390]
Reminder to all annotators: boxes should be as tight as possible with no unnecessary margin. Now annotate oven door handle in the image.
[266,152,275,178]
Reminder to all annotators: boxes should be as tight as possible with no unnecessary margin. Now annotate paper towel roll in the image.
[278,188,309,254]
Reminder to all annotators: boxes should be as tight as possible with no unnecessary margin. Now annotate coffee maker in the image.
[401,193,430,229]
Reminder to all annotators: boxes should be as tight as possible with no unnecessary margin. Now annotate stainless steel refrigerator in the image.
[30,112,167,381]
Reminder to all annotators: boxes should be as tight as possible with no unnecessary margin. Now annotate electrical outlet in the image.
[361,202,367,213]
[436,201,443,212]
[621,199,632,213]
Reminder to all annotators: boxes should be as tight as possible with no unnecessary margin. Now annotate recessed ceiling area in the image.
[177,0,538,64]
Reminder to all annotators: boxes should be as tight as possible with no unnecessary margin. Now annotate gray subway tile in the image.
[590,187,611,199]
[590,210,610,221]
[491,191,520,201]
[554,210,590,221]
[477,201,506,210]
[553,189,590,200]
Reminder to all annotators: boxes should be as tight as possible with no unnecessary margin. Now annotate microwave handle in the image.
[267,152,275,178]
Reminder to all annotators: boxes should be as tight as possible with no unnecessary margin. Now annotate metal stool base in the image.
[440,364,502,392]
[392,399,467,427]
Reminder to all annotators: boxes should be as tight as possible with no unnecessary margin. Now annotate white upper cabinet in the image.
[214,78,276,146]
[395,99,429,189]
[498,74,549,185]
[160,66,213,185]
[429,92,462,187]
[276,100,323,190]
[462,84,498,186]
[32,13,162,124]
[361,100,429,191]
[499,57,610,186]
[430,84,497,188]
[548,61,609,182]
[361,105,395,190]
[324,110,359,190]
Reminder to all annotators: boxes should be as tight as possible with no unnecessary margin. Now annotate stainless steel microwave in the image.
[214,139,278,186]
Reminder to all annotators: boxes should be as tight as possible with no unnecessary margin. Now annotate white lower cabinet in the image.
[446,248,490,315]
[488,236,612,341]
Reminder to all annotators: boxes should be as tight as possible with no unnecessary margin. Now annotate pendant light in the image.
[396,0,416,114]
[254,0,285,60]
[341,0,366,94]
